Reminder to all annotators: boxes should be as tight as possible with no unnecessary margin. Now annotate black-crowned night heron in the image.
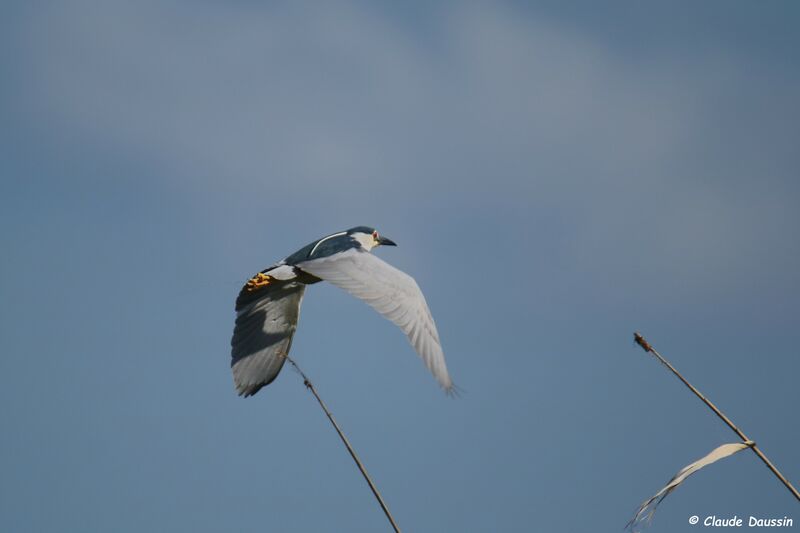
[231,226,453,396]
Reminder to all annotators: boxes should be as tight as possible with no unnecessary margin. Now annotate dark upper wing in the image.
[231,278,306,397]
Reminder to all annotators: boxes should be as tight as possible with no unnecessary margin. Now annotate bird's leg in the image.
[245,272,272,291]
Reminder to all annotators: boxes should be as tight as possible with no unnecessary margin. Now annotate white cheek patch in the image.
[268,264,298,280]
[352,232,377,251]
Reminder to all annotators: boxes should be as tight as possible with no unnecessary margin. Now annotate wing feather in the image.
[230,282,305,396]
[297,249,453,391]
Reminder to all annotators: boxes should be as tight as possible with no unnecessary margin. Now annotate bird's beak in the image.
[377,236,397,246]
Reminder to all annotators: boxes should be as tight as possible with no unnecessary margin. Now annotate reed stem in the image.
[633,332,800,502]
[284,355,402,532]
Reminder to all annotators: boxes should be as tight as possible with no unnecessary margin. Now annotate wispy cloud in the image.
[11,1,800,291]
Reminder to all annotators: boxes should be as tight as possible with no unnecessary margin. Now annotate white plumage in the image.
[297,248,453,391]
[230,226,454,397]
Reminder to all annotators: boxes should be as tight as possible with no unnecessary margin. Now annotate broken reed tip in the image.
[633,331,652,353]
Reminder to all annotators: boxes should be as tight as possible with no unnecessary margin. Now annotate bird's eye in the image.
[372,231,378,240]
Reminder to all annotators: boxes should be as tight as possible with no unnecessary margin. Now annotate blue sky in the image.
[2,2,799,531]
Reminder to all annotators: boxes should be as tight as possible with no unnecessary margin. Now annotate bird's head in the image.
[347,226,397,251]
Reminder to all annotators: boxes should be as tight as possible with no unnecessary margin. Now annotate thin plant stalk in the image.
[284,355,402,532]
[633,332,800,502]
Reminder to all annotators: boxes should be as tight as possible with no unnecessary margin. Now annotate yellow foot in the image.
[245,272,272,291]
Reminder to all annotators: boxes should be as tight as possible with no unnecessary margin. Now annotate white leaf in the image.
[627,441,754,531]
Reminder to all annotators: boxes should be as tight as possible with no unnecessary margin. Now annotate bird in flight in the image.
[231,226,453,397]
